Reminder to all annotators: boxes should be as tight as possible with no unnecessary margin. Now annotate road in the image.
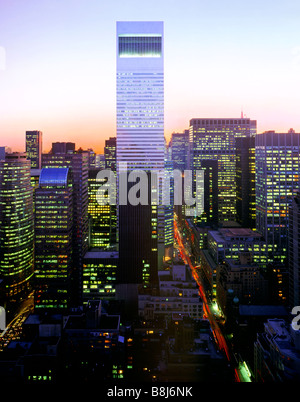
[0,293,34,351]
[174,218,249,382]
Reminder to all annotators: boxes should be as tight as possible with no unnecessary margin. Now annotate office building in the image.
[189,118,256,224]
[51,142,75,154]
[138,264,203,321]
[0,146,12,160]
[169,130,189,171]
[104,137,117,244]
[26,130,43,169]
[216,252,268,319]
[0,153,34,309]
[254,318,300,382]
[208,227,267,268]
[42,147,89,306]
[82,250,118,303]
[288,192,300,307]
[88,167,115,248]
[104,137,116,171]
[34,167,73,311]
[235,136,256,229]
[116,21,165,307]
[198,159,218,225]
[88,168,114,249]
[256,130,300,265]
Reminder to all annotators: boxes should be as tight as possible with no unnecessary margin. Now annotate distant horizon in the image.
[4,123,299,156]
[1,0,300,154]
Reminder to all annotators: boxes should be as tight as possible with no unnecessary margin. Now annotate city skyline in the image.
[1,8,300,383]
[1,0,300,154]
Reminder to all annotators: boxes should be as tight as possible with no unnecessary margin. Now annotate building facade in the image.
[169,130,189,171]
[256,130,300,265]
[189,118,256,224]
[235,136,256,229]
[34,167,73,311]
[26,130,43,169]
[116,21,165,305]
[42,148,89,306]
[0,153,34,309]
[288,193,300,307]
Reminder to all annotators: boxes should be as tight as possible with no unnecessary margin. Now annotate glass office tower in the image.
[116,22,165,309]
[189,118,256,224]
[34,167,73,310]
[256,130,300,265]
[0,153,34,307]
[42,148,89,307]
[26,130,43,169]
[236,136,256,229]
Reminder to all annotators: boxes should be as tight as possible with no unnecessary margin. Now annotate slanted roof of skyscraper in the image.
[39,167,69,187]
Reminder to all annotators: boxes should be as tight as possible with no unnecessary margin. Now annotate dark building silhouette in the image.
[289,192,300,307]
[236,136,256,229]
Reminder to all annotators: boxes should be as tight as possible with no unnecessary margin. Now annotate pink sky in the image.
[1,0,300,154]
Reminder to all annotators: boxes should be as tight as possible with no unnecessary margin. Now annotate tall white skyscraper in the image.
[116,21,165,171]
[116,22,165,312]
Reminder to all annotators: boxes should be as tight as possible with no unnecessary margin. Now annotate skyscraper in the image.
[104,137,116,172]
[289,192,300,307]
[189,118,256,224]
[88,168,113,249]
[116,21,165,309]
[169,130,189,171]
[235,136,256,229]
[0,153,34,311]
[256,130,300,265]
[26,130,43,169]
[116,21,164,171]
[42,147,89,306]
[34,167,73,311]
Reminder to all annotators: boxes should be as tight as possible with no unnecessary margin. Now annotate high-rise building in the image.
[42,147,89,306]
[26,131,43,169]
[34,167,73,311]
[51,142,75,154]
[104,137,116,172]
[116,21,164,172]
[288,192,300,307]
[169,130,189,171]
[82,250,118,303]
[88,168,114,249]
[256,130,300,265]
[0,146,12,160]
[116,21,165,307]
[236,136,256,229]
[0,153,34,311]
[104,136,117,245]
[189,118,256,224]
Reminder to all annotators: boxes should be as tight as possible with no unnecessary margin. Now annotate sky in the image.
[0,0,300,154]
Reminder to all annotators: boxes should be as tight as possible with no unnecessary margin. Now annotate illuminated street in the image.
[0,293,34,352]
[174,217,251,382]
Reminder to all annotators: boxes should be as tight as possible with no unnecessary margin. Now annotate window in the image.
[119,36,162,57]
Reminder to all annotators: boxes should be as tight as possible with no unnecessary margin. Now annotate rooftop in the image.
[39,167,69,187]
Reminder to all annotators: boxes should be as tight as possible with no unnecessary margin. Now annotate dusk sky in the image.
[0,0,300,154]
